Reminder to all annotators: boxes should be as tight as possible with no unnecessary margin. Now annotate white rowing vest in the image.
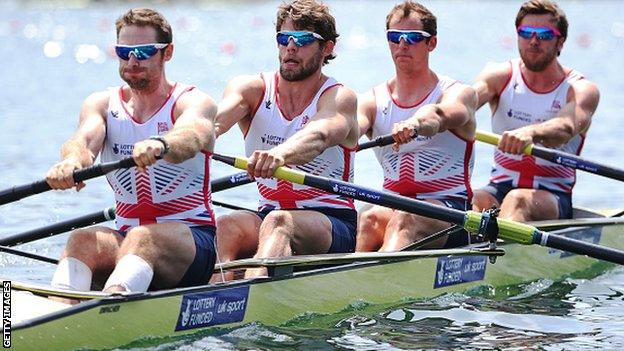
[101,83,215,231]
[490,58,585,193]
[372,76,474,201]
[245,72,355,211]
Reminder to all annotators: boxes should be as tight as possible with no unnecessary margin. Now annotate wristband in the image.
[149,136,170,155]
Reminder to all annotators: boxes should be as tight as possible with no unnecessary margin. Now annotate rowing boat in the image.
[5,207,623,351]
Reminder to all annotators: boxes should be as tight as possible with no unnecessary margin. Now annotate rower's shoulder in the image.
[476,60,513,82]
[225,74,265,97]
[81,90,112,114]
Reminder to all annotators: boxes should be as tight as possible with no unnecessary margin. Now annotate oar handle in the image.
[0,157,138,206]
[214,132,412,191]
[358,130,417,151]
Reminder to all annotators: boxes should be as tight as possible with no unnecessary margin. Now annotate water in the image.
[1,0,624,349]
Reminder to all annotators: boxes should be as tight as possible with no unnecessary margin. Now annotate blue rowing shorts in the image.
[119,225,216,287]
[433,197,471,248]
[257,207,357,254]
[481,181,572,219]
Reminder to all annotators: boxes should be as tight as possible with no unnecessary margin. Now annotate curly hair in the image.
[276,0,339,65]
[115,8,172,44]
[516,0,568,40]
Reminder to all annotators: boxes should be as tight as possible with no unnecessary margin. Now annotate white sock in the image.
[103,254,154,292]
[51,257,92,291]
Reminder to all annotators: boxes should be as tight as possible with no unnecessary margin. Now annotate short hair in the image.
[515,0,568,40]
[115,8,172,44]
[275,0,339,64]
[385,1,437,37]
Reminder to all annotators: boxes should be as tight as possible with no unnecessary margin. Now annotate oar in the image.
[214,153,624,265]
[0,157,138,206]
[0,245,58,264]
[219,130,413,190]
[0,170,257,248]
[476,130,624,182]
[0,207,116,247]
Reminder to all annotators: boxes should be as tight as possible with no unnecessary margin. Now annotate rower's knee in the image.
[472,190,497,212]
[65,229,100,268]
[356,210,383,252]
[261,211,294,235]
[216,214,258,260]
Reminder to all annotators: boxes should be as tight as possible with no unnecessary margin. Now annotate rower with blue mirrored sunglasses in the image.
[115,43,169,61]
[276,31,325,47]
[517,26,561,41]
[386,30,431,45]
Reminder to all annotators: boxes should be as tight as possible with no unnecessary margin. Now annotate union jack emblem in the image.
[157,122,169,135]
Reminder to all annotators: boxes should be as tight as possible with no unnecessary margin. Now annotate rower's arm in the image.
[531,79,600,148]
[60,91,108,167]
[163,89,217,163]
[410,83,477,137]
[215,75,264,137]
[272,85,358,165]
[473,61,511,111]
[46,91,108,190]
[357,90,376,140]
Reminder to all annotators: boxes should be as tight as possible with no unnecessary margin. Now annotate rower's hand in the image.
[499,127,535,155]
[132,139,166,172]
[391,120,418,152]
[247,150,285,179]
[46,158,86,191]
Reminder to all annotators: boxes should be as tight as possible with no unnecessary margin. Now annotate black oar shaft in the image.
[531,147,624,182]
[0,245,58,264]
[476,130,624,182]
[0,157,137,206]
[0,207,116,246]
[214,154,624,266]
[535,231,624,265]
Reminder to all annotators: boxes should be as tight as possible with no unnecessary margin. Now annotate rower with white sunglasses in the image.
[356,1,478,253]
[47,8,218,298]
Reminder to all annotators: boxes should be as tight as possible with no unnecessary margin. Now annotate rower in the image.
[213,0,359,279]
[46,8,218,295]
[355,1,477,252]
[471,0,600,221]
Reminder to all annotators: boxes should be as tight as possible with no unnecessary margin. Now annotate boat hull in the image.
[7,219,623,350]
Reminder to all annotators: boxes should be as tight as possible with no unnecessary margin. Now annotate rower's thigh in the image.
[216,210,262,261]
[261,210,333,255]
[63,226,123,270]
[501,188,559,221]
[356,205,394,251]
[122,222,198,287]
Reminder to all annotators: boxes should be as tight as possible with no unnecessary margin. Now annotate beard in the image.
[280,50,323,82]
[520,45,559,72]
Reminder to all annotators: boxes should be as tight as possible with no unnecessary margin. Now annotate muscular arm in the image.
[274,86,358,164]
[473,61,511,111]
[392,83,477,145]
[530,79,599,148]
[498,78,599,154]
[247,85,358,178]
[132,89,217,169]
[214,75,264,137]
[46,91,108,189]
[357,90,376,139]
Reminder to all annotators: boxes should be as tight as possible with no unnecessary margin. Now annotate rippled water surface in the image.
[1,0,624,349]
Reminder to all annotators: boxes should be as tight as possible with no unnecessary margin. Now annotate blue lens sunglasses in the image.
[276,31,325,47]
[386,30,431,45]
[115,43,169,61]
